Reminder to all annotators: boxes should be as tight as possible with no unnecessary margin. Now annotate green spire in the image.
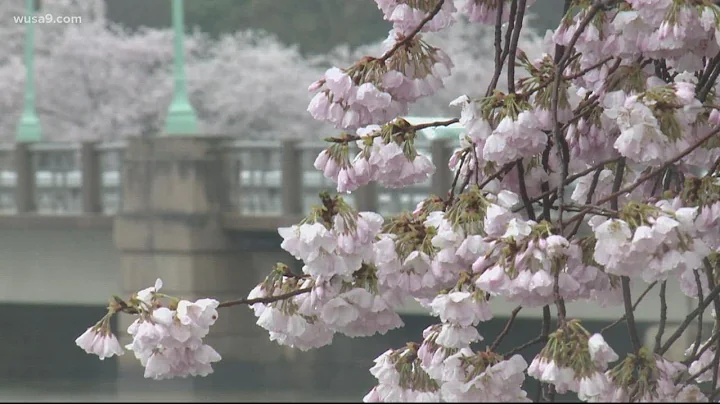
[16,0,42,143]
[164,0,199,136]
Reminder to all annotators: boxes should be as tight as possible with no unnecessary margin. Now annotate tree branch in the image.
[379,0,446,63]
[562,126,720,228]
[485,0,518,96]
[660,283,720,355]
[490,305,522,352]
[516,159,537,220]
[217,287,313,308]
[506,0,526,94]
[600,281,658,334]
[653,281,668,354]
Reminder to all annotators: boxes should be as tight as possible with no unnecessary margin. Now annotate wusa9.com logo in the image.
[14,14,82,24]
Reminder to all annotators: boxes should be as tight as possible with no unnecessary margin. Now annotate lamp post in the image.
[164,0,199,135]
[16,0,42,143]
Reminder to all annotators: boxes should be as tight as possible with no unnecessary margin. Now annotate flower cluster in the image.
[528,321,618,401]
[364,342,530,402]
[75,324,124,361]
[124,280,221,380]
[451,93,548,168]
[437,348,530,402]
[314,119,436,193]
[603,84,703,167]
[591,200,711,284]
[307,34,452,131]
[251,193,404,349]
[374,0,457,35]
[76,279,222,380]
[364,345,442,402]
[597,348,706,402]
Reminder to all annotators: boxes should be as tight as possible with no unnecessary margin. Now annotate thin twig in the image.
[516,159,537,220]
[515,156,621,212]
[567,168,603,238]
[562,126,720,228]
[412,118,460,131]
[686,357,719,384]
[692,272,705,359]
[490,306,523,352]
[217,287,313,308]
[601,281,658,334]
[478,162,515,189]
[445,149,469,208]
[504,335,548,358]
[378,0,446,62]
[684,329,720,367]
[659,283,720,354]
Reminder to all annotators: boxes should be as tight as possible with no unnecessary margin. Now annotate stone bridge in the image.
[0,136,700,397]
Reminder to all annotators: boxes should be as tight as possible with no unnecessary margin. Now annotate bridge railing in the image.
[0,137,457,216]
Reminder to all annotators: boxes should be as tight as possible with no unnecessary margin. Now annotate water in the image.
[0,379,358,402]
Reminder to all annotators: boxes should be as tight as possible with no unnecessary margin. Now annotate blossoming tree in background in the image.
[0,0,543,142]
[76,0,720,402]
[0,0,329,141]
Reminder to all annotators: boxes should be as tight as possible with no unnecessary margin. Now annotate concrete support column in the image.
[112,136,304,392]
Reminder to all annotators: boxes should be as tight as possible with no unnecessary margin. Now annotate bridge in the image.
[0,137,455,218]
[0,135,699,389]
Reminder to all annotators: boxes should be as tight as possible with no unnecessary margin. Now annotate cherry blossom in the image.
[74,0,720,401]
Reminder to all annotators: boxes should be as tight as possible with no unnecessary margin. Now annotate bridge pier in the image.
[112,136,309,392]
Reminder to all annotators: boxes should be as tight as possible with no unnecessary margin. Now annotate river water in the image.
[0,379,357,402]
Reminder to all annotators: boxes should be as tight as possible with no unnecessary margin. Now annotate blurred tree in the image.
[0,0,332,141]
[0,0,548,141]
[106,0,391,55]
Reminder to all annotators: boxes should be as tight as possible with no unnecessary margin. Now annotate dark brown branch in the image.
[491,0,504,93]
[217,287,313,308]
[506,0,527,94]
[515,156,621,212]
[485,0,518,96]
[412,118,460,131]
[379,0,446,63]
[621,276,642,352]
[601,281,658,334]
[326,118,459,144]
[659,283,720,354]
[504,335,548,358]
[607,157,641,352]
[567,168,602,238]
[445,150,469,209]
[692,272,705,359]
[562,126,720,228]
[699,54,720,102]
[490,306,523,352]
[653,281,668,354]
[684,329,720,366]
[478,162,515,189]
[521,56,614,99]
[516,159,536,220]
